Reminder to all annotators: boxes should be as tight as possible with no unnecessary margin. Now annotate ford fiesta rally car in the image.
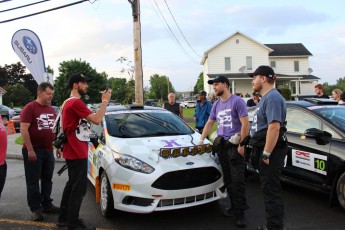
[87,105,226,217]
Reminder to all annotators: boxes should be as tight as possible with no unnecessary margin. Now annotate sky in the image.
[1,0,345,92]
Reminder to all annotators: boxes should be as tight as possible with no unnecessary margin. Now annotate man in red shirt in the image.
[57,73,111,230]
[20,82,59,221]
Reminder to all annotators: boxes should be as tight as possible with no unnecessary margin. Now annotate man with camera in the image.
[20,82,60,221]
[57,73,111,230]
[198,76,249,228]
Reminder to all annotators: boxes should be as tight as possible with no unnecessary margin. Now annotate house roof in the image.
[207,73,320,81]
[201,31,273,64]
[264,43,313,56]
[0,87,6,95]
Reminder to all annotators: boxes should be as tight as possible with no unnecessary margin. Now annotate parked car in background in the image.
[0,105,10,124]
[87,105,225,217]
[181,101,196,108]
[246,98,345,210]
[13,107,22,116]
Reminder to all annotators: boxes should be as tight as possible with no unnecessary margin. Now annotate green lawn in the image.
[183,107,217,135]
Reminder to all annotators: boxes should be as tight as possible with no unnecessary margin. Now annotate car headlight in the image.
[112,151,155,174]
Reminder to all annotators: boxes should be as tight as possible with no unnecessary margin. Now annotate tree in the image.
[53,59,107,105]
[3,83,32,106]
[110,77,128,104]
[116,56,134,79]
[193,72,204,94]
[148,74,174,101]
[0,62,37,102]
[125,79,135,104]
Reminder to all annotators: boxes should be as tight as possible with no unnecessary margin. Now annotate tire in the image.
[100,171,114,217]
[336,172,345,210]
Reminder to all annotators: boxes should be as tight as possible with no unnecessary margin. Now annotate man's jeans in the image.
[22,148,55,212]
[58,158,88,229]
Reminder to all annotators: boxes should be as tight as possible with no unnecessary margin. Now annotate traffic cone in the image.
[7,120,16,135]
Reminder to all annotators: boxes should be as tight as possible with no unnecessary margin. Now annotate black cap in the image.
[68,73,93,88]
[207,75,229,86]
[199,90,207,96]
[248,65,276,80]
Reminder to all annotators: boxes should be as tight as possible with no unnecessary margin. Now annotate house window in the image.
[294,61,299,72]
[271,61,276,68]
[236,39,239,44]
[246,56,252,70]
[225,57,231,71]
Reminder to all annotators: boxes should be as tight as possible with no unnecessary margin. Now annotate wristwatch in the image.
[262,154,270,160]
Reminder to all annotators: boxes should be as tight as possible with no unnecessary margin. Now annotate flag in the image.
[11,29,48,84]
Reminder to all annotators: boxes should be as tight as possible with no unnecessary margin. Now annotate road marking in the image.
[0,218,113,229]
[0,218,57,228]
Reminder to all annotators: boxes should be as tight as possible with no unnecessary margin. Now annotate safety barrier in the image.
[7,120,16,135]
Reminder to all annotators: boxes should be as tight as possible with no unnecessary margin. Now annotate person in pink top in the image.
[0,116,7,198]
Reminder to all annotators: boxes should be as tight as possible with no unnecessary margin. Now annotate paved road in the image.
[2,132,345,229]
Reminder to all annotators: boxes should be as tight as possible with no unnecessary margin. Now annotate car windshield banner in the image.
[11,29,49,84]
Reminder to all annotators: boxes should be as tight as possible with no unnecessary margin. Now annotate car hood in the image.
[105,132,213,165]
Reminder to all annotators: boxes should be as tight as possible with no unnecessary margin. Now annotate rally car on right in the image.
[246,98,345,210]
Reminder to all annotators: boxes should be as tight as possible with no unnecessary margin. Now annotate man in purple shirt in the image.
[198,75,249,228]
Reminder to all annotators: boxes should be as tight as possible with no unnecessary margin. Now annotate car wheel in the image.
[100,171,114,217]
[336,172,345,210]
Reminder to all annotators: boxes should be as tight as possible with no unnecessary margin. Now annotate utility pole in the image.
[128,0,144,104]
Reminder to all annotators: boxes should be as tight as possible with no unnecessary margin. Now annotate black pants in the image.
[259,145,288,230]
[58,158,88,229]
[22,148,55,211]
[217,144,248,214]
[196,126,204,134]
[0,161,7,197]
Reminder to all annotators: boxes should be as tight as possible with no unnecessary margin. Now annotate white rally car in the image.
[87,105,226,217]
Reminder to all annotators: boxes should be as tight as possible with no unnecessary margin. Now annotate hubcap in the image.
[101,176,108,210]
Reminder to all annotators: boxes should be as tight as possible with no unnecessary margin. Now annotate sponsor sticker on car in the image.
[291,149,327,175]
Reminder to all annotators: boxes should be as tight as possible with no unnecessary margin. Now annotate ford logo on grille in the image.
[186,162,194,165]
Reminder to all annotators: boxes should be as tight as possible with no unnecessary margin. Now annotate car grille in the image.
[157,191,217,207]
[151,167,221,190]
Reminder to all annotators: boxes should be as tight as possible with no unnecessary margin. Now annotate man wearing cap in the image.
[198,75,249,228]
[247,92,260,107]
[57,73,111,230]
[249,66,288,230]
[193,90,212,133]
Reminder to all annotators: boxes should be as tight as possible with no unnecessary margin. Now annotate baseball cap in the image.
[68,73,93,88]
[253,92,259,96]
[207,75,229,86]
[248,65,276,80]
[199,90,207,96]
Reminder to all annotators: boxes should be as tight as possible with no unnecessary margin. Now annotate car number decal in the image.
[291,149,327,175]
[113,183,131,191]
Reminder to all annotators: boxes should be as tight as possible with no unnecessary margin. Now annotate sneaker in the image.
[234,211,246,228]
[31,211,43,221]
[223,207,234,217]
[42,204,60,214]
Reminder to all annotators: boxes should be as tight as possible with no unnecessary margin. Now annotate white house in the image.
[201,31,319,98]
[0,87,6,105]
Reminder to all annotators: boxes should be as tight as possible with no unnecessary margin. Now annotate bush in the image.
[280,88,291,100]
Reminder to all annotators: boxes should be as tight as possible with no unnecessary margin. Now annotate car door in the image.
[284,106,330,186]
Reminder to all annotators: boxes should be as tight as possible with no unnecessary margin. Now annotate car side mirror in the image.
[303,128,332,145]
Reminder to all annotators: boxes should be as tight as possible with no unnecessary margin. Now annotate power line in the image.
[152,0,199,64]
[0,0,52,14]
[163,0,201,58]
[0,0,90,24]
[0,0,14,3]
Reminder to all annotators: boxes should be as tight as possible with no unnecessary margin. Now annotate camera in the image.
[53,133,67,149]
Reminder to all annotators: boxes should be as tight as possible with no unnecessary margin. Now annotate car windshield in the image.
[312,106,345,133]
[105,110,194,138]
